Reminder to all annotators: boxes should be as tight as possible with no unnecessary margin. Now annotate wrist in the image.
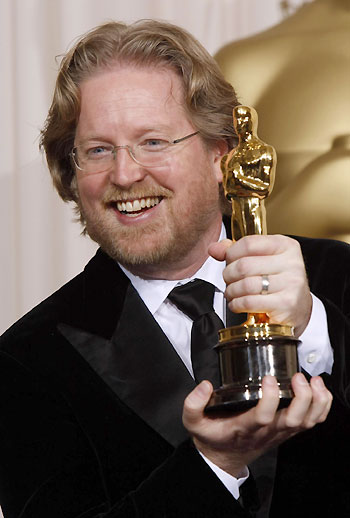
[193,437,254,478]
[295,291,313,337]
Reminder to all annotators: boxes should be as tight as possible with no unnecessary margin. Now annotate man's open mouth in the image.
[113,196,162,216]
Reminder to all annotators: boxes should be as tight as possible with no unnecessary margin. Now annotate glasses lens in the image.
[74,144,115,173]
[133,138,171,167]
[72,132,198,172]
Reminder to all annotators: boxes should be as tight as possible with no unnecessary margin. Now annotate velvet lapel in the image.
[111,283,195,446]
[59,250,195,447]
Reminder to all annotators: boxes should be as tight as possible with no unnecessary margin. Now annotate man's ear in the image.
[213,140,229,183]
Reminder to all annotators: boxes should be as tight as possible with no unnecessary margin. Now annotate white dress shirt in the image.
[119,225,333,497]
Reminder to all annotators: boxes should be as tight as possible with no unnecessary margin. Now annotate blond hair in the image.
[40,20,239,203]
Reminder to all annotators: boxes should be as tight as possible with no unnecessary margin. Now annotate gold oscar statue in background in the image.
[206,105,300,412]
[214,0,350,243]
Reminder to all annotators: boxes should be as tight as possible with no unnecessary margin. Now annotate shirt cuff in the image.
[197,450,249,499]
[298,293,334,376]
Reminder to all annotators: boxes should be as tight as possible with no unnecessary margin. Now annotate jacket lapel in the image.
[111,283,195,446]
[58,251,195,447]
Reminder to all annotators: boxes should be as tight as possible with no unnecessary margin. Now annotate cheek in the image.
[77,174,107,205]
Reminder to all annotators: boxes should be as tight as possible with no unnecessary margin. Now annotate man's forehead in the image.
[77,64,189,133]
[80,63,185,101]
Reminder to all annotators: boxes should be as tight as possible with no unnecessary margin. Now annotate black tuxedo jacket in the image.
[0,233,350,518]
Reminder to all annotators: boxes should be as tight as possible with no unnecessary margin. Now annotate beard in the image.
[79,180,222,274]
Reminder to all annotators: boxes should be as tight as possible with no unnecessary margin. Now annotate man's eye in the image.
[141,139,169,151]
[84,146,112,159]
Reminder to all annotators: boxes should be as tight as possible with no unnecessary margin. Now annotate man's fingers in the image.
[305,376,333,426]
[224,273,283,299]
[223,255,284,284]
[253,374,330,433]
[225,234,300,262]
[183,381,213,427]
[227,292,285,316]
[253,376,281,426]
[208,235,299,264]
[283,373,313,428]
[208,239,233,261]
[280,374,332,432]
[233,376,281,436]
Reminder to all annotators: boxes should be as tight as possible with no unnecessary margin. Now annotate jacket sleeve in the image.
[299,236,350,406]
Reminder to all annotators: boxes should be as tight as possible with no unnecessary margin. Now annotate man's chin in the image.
[86,226,175,268]
[103,243,174,268]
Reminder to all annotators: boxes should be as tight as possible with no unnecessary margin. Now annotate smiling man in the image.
[75,66,224,277]
[0,20,349,518]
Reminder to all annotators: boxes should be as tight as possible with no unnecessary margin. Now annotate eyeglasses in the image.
[70,131,199,174]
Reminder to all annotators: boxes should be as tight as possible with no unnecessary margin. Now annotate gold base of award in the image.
[206,106,300,413]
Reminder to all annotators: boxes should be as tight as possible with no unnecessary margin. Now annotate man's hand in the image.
[183,375,332,478]
[209,234,312,337]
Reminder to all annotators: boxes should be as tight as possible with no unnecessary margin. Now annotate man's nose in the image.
[108,147,146,189]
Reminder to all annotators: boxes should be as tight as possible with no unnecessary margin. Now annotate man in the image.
[0,20,349,518]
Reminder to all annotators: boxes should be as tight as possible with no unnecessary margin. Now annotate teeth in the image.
[116,196,161,214]
[133,199,141,211]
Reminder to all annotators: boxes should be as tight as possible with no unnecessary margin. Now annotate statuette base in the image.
[206,333,300,413]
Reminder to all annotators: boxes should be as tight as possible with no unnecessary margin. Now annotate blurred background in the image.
[1,0,349,335]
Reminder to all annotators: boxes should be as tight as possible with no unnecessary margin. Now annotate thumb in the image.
[208,239,233,261]
[183,381,212,427]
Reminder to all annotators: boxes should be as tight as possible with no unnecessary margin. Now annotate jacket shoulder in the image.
[0,270,85,351]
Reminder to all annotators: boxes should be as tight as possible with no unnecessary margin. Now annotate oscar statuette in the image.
[206,106,300,413]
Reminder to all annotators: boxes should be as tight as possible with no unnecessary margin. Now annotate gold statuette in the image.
[206,106,300,412]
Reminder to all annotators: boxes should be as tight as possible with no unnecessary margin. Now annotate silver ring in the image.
[261,275,269,295]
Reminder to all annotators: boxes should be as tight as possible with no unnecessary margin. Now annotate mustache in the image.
[102,185,173,203]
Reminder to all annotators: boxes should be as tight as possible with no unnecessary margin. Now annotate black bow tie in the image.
[167,279,223,387]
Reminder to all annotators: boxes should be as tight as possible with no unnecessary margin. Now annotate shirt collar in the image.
[119,224,227,315]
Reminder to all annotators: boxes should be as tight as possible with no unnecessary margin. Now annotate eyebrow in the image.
[75,127,175,145]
